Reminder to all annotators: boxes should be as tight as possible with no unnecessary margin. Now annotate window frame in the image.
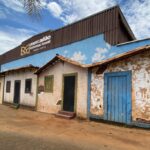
[25,78,32,93]
[44,75,54,93]
[6,81,11,93]
[0,82,1,92]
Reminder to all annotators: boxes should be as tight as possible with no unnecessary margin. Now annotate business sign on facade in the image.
[21,35,51,56]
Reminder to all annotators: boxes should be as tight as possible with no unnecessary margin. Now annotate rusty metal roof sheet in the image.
[35,54,87,74]
[0,65,39,75]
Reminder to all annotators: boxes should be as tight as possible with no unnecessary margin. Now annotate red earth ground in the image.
[0,105,149,150]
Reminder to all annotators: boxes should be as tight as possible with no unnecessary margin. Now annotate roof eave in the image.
[88,45,150,68]
[35,55,87,75]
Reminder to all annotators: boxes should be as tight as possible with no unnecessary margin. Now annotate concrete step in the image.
[55,110,76,119]
[10,103,20,109]
[58,110,76,116]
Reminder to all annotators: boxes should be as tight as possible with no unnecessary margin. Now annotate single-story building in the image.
[88,45,150,127]
[35,45,150,128]
[1,44,149,128]
[1,65,39,109]
[35,55,88,119]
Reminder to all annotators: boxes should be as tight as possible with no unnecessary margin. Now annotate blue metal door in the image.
[104,71,131,124]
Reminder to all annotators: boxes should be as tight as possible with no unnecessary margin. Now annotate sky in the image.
[0,0,150,54]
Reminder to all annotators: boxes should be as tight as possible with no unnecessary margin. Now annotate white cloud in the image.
[40,0,47,8]
[0,0,150,57]
[44,0,150,39]
[71,51,86,63]
[0,27,35,54]
[47,2,63,17]
[58,0,116,24]
[92,47,108,63]
[42,0,116,24]
[0,0,24,13]
[109,52,116,57]
[122,0,150,39]
[60,14,78,24]
[64,50,68,54]
[63,50,68,56]
[106,43,111,49]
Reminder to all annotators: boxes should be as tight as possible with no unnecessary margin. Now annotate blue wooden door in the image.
[104,71,131,124]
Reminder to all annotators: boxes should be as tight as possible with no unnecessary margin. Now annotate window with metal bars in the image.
[44,75,54,93]
[25,79,32,93]
[6,81,11,93]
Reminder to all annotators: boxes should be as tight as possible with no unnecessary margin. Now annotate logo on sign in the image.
[21,46,30,56]
[20,35,51,56]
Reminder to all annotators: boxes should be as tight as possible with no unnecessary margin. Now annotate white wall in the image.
[37,62,88,118]
[0,77,4,104]
[4,70,37,107]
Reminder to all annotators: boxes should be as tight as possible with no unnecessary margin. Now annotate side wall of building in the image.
[4,70,37,107]
[0,77,4,104]
[37,62,88,118]
[90,50,150,122]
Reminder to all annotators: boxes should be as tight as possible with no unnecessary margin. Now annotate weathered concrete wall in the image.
[90,68,104,116]
[0,77,4,104]
[37,62,88,118]
[91,50,150,121]
[4,70,37,107]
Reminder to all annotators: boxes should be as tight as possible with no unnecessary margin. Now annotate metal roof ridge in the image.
[117,38,150,46]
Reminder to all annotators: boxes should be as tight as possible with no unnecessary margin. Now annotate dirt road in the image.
[0,105,149,150]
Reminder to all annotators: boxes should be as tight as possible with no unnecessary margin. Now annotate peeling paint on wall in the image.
[91,50,150,121]
[90,67,104,116]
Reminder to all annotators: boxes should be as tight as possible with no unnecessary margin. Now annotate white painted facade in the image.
[90,50,150,122]
[37,61,88,118]
[0,76,4,104]
[4,70,37,107]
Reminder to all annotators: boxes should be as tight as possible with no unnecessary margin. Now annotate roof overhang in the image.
[35,54,87,75]
[0,65,39,75]
[88,45,150,68]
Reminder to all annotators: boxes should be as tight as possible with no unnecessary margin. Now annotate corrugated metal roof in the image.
[0,65,39,75]
[0,5,135,65]
[35,54,87,74]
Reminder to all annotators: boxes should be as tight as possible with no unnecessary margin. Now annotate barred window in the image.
[44,75,54,93]
[25,79,32,93]
[6,81,11,93]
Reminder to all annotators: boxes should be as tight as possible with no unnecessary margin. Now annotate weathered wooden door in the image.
[63,75,76,112]
[104,71,131,124]
[13,80,21,104]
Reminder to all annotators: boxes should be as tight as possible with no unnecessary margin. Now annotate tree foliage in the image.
[23,0,42,18]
